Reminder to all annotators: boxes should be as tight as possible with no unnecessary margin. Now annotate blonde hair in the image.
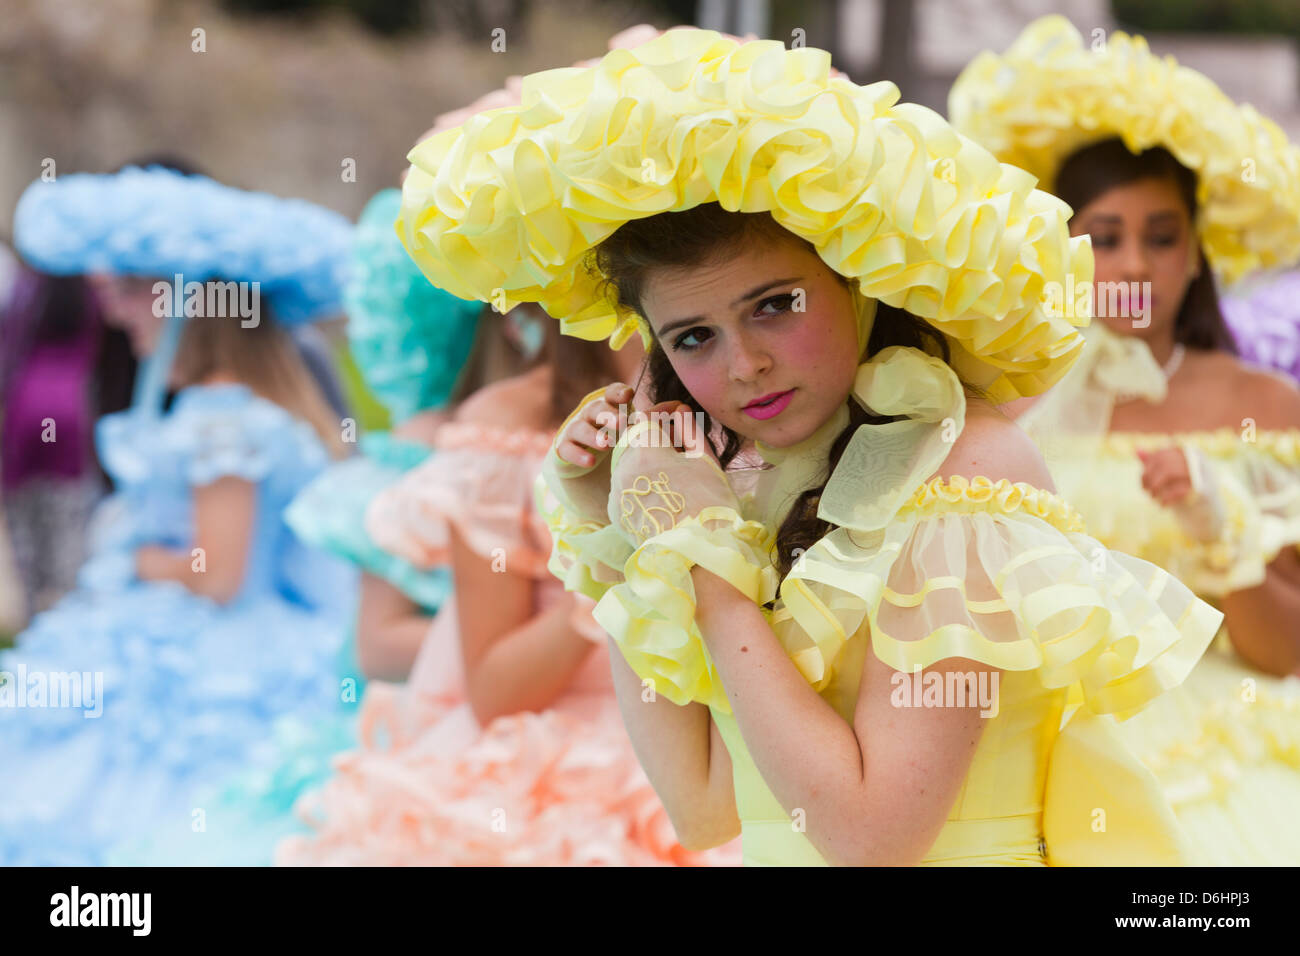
[171,297,348,459]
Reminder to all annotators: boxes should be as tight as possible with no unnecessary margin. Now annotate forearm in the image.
[357,610,431,682]
[1221,565,1300,676]
[607,636,739,849]
[691,567,877,865]
[465,595,596,724]
[137,546,241,602]
[356,573,431,681]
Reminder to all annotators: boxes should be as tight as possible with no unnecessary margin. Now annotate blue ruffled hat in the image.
[12,166,353,413]
[343,189,481,422]
[13,166,351,324]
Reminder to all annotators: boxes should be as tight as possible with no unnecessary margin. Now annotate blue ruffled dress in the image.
[0,384,355,865]
[106,431,448,865]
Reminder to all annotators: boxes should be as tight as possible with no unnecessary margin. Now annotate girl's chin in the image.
[1099,315,1172,340]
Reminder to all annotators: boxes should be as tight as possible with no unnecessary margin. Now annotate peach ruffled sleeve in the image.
[365,421,556,578]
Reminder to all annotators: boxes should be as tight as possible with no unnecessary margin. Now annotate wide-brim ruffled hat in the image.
[949,15,1300,285]
[13,166,352,324]
[13,165,353,413]
[396,26,1093,405]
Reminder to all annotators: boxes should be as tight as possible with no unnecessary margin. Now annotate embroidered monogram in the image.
[619,471,687,542]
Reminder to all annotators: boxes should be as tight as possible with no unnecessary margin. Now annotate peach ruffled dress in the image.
[276,421,738,866]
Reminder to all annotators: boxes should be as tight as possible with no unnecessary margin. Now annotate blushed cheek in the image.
[779,306,858,382]
[672,360,730,420]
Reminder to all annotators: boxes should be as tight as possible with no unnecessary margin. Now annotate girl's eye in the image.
[1147,233,1178,248]
[756,293,796,315]
[1090,234,1119,250]
[672,326,712,352]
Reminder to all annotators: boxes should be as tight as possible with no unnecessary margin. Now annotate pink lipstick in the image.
[743,389,794,420]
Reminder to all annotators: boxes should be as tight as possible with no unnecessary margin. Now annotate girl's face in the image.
[1069,176,1200,344]
[89,273,167,357]
[640,237,861,447]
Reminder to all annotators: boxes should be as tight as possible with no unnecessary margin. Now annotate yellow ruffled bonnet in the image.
[949,15,1300,285]
[397,26,1092,404]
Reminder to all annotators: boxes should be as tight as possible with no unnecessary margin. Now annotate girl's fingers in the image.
[567,419,613,454]
[1149,472,1193,505]
[556,439,596,468]
[603,381,634,406]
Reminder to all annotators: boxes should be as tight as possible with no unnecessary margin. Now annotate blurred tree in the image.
[1112,0,1300,38]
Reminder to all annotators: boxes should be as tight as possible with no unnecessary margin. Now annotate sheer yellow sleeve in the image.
[535,386,631,602]
[778,476,1223,719]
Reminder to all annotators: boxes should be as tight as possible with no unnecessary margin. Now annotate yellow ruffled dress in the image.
[1019,326,1300,866]
[543,397,1222,866]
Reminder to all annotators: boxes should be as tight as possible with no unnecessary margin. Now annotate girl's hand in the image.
[556,381,636,469]
[1137,446,1225,543]
[607,411,740,546]
[1137,447,1194,506]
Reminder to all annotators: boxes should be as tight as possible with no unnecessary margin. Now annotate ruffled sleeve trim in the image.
[365,420,556,576]
[903,475,1087,532]
[534,473,632,602]
[592,506,780,713]
[779,476,1221,719]
[98,384,329,490]
[1104,428,1300,465]
[534,386,634,600]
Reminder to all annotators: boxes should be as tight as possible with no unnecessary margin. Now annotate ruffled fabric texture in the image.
[398,26,1092,403]
[1016,325,1300,596]
[282,422,737,866]
[594,506,779,713]
[365,420,557,576]
[1221,270,1300,381]
[277,663,735,867]
[949,15,1300,284]
[1036,430,1300,599]
[598,475,1220,721]
[344,189,481,422]
[13,166,351,324]
[1095,644,1300,866]
[111,431,449,867]
[0,384,354,865]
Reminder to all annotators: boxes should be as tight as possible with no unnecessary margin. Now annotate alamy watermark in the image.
[890,666,999,718]
[595,404,711,459]
[151,273,260,327]
[0,664,103,718]
[1044,275,1154,328]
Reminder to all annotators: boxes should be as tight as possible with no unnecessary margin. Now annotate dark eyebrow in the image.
[1146,211,1182,224]
[653,278,803,338]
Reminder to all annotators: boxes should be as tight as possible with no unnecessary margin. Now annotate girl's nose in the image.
[728,337,772,383]
[1117,237,1150,282]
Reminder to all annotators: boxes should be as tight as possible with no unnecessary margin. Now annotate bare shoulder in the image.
[1222,357,1300,429]
[936,398,1055,490]
[390,409,452,445]
[451,366,554,433]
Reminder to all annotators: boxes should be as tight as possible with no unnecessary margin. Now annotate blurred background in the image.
[3,0,1300,632]
[4,0,1300,227]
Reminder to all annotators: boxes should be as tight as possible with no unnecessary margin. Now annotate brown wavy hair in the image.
[1054,137,1237,354]
[591,204,951,580]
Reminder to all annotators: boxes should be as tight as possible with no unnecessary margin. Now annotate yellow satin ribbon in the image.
[805,289,969,534]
